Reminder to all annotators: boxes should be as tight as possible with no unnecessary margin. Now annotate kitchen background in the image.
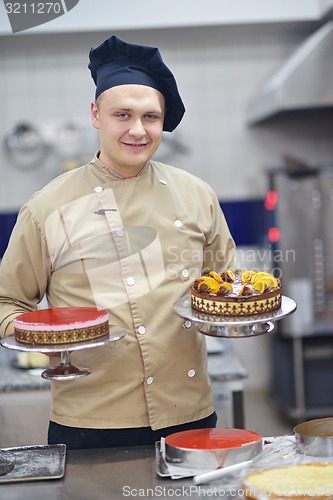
[1,0,333,439]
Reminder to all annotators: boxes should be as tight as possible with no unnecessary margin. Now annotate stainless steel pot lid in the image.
[4,122,46,170]
[294,417,333,457]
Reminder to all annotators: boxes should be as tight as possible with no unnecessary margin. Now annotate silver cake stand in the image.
[1,325,126,381]
[173,295,297,338]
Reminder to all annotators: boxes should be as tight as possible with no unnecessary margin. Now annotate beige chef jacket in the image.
[0,154,236,430]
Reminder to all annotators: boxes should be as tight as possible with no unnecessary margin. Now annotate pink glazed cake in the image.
[14,307,109,346]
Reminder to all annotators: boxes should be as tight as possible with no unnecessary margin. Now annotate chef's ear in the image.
[91,100,100,130]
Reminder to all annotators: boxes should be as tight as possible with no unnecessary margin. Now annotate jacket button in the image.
[182,269,189,279]
[138,326,146,335]
[174,219,183,228]
[126,277,135,286]
[146,376,154,385]
[188,369,196,378]
[94,186,103,192]
[116,229,124,237]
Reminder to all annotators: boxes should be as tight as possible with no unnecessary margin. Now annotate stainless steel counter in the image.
[0,445,241,500]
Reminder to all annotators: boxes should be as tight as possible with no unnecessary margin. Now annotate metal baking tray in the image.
[0,444,66,483]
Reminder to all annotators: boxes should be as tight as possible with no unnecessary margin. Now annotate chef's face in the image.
[91,84,165,177]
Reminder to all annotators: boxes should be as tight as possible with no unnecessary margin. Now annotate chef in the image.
[0,35,236,449]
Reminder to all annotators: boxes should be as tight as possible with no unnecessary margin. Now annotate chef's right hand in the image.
[4,322,14,336]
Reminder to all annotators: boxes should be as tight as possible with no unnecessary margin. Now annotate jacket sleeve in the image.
[0,203,51,337]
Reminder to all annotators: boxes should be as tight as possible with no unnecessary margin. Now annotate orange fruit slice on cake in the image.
[218,282,233,292]
[251,272,278,288]
[226,269,236,282]
[241,270,256,283]
[252,281,267,293]
[208,271,223,282]
[197,277,221,293]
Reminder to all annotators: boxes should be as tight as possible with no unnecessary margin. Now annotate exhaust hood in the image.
[246,21,333,124]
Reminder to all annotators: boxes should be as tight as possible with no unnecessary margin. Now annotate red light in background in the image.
[268,227,280,242]
[265,190,278,211]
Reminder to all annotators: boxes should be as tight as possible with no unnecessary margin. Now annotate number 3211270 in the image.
[5,3,62,14]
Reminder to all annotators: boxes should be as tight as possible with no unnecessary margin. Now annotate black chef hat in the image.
[88,35,185,132]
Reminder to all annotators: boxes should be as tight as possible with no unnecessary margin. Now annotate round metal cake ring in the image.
[294,417,333,457]
[196,321,275,338]
[164,428,263,470]
[173,295,297,339]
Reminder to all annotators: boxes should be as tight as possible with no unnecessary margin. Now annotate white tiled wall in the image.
[1,25,333,389]
[1,25,333,212]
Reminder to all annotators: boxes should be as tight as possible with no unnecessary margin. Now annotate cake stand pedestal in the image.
[173,295,297,338]
[1,325,126,380]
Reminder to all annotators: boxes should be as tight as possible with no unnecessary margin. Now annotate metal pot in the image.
[3,122,46,170]
[294,417,333,457]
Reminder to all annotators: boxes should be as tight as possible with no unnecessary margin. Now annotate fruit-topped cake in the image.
[14,307,109,346]
[191,270,282,317]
